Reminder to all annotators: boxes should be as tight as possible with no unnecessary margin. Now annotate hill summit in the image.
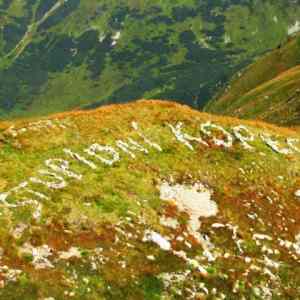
[0,100,300,299]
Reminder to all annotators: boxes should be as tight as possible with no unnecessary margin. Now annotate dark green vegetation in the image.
[205,33,300,126]
[1,0,300,118]
[0,100,299,299]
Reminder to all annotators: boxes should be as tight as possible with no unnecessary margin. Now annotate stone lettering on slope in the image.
[30,170,67,190]
[287,138,300,153]
[260,134,293,155]
[233,125,255,150]
[116,138,148,159]
[1,119,300,223]
[0,181,46,220]
[63,148,97,170]
[131,122,162,152]
[84,144,120,166]
[7,119,71,138]
[0,181,47,205]
[168,122,208,150]
[200,122,233,148]
[45,159,82,180]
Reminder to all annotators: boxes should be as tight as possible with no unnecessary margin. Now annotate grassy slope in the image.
[0,100,299,299]
[205,33,300,126]
[1,1,300,118]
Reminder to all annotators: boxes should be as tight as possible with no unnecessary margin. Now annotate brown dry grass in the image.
[1,99,297,137]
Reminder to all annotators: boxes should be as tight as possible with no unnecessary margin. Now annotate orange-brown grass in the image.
[1,99,297,137]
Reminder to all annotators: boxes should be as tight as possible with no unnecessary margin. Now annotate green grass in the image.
[1,0,300,118]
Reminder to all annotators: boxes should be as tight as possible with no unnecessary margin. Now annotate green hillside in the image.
[205,33,300,126]
[0,100,299,299]
[1,0,300,118]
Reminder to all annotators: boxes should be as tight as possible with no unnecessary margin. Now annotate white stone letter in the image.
[63,148,97,170]
[131,122,162,152]
[0,181,48,205]
[168,122,208,151]
[260,134,292,155]
[200,122,233,148]
[116,138,148,159]
[84,143,120,166]
[0,181,46,221]
[233,125,255,150]
[30,171,67,189]
[287,138,300,153]
[45,159,82,180]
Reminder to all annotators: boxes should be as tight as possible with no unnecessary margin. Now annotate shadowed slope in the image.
[205,33,300,125]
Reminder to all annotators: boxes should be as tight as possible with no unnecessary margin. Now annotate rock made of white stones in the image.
[131,122,162,152]
[30,171,67,190]
[168,122,208,151]
[116,138,148,159]
[233,125,255,150]
[85,144,120,166]
[260,134,292,155]
[45,159,82,180]
[63,148,97,170]
[287,138,300,153]
[200,122,233,148]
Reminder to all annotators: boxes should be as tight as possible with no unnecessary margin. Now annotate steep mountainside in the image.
[1,0,300,118]
[205,33,300,126]
[0,100,300,299]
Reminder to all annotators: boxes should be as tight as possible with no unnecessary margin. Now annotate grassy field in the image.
[0,100,299,299]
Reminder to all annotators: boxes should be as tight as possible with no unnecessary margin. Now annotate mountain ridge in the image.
[1,0,300,118]
[205,33,300,126]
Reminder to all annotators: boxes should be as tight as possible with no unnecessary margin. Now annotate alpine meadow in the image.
[0,1,300,300]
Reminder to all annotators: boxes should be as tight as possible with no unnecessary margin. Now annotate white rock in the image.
[85,144,120,166]
[143,230,171,251]
[131,122,162,152]
[20,243,54,269]
[253,234,273,241]
[200,122,233,148]
[59,247,81,260]
[159,181,218,248]
[160,216,179,229]
[45,159,82,180]
[294,190,300,198]
[116,138,148,159]
[288,21,300,35]
[11,223,28,239]
[233,125,255,150]
[260,134,292,155]
[146,255,155,261]
[168,122,208,151]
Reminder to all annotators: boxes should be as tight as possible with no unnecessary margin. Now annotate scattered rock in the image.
[58,247,82,260]
[143,230,171,251]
